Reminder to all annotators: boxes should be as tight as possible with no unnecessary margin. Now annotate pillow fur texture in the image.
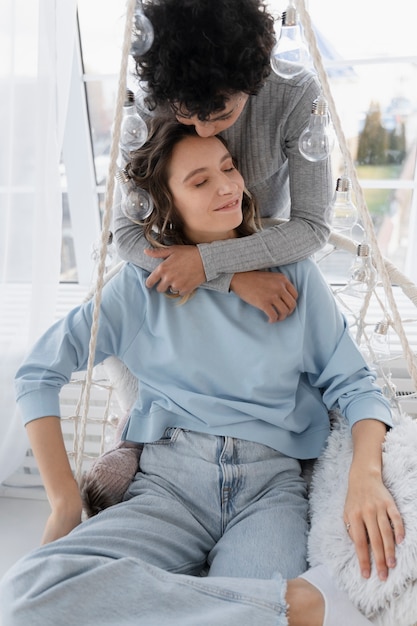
[308,412,417,626]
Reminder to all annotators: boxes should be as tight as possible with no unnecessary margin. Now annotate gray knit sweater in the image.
[113,70,332,290]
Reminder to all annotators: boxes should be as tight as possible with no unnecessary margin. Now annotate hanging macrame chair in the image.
[62,1,417,623]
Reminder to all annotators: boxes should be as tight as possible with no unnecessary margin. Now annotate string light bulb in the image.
[91,232,118,277]
[345,242,378,296]
[119,90,148,157]
[130,3,154,56]
[270,4,310,79]
[298,95,335,162]
[370,320,391,360]
[116,167,154,222]
[134,84,155,118]
[330,176,359,232]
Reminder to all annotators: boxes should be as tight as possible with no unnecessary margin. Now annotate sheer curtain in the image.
[0,0,77,483]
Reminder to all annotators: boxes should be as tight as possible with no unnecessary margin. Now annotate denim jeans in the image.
[0,429,308,625]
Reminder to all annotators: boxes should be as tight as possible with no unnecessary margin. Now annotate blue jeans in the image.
[0,430,308,625]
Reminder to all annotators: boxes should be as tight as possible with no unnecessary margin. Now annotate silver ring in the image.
[346,522,351,532]
[169,288,179,295]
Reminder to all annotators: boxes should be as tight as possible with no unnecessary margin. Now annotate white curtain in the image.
[0,0,77,483]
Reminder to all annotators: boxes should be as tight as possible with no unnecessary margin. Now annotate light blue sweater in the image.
[15,259,392,459]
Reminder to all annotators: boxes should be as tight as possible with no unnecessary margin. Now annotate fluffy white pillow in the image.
[308,412,417,626]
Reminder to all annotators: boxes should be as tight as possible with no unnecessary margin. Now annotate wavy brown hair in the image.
[125,117,260,249]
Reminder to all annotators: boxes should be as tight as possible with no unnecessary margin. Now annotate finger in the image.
[350,521,372,579]
[389,506,405,545]
[145,268,173,293]
[285,282,298,300]
[145,270,161,289]
[265,306,280,324]
[270,298,292,321]
[272,306,289,321]
[377,515,397,571]
[155,278,171,293]
[277,292,297,315]
[366,516,390,580]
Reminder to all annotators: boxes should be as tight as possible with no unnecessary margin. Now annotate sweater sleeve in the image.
[198,73,332,281]
[293,260,393,430]
[15,266,145,424]
[198,211,329,281]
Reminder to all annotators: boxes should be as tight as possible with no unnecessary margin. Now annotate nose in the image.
[218,172,237,195]
[193,121,216,138]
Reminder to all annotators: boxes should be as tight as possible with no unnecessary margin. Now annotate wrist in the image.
[349,453,383,481]
[49,477,82,511]
[230,271,254,292]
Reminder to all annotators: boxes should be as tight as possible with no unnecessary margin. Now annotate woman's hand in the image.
[145,246,205,294]
[344,420,405,581]
[230,271,298,322]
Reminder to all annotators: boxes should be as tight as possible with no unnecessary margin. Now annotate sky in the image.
[269,0,417,59]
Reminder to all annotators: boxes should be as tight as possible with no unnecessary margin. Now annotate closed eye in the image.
[215,112,233,122]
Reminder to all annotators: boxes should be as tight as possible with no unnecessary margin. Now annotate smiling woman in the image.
[125,118,260,252]
[167,135,244,243]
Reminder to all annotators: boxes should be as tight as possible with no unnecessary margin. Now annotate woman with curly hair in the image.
[1,119,402,626]
[113,0,333,323]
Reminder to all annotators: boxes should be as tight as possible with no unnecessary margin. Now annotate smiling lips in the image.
[214,198,240,212]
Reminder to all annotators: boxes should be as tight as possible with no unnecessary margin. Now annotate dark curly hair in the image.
[125,116,260,248]
[133,0,276,119]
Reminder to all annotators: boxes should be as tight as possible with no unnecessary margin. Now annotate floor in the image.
[0,496,50,580]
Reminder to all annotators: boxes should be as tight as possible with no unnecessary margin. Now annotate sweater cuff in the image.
[346,397,393,431]
[17,388,62,425]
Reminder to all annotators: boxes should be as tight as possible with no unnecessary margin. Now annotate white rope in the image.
[74,0,137,483]
[295,0,417,391]
[329,233,417,308]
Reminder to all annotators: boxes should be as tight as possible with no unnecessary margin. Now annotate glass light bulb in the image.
[91,232,118,272]
[131,5,154,56]
[298,96,335,162]
[330,176,358,232]
[134,84,155,117]
[270,6,310,79]
[116,168,154,222]
[370,321,391,360]
[119,90,148,155]
[345,242,378,296]
[381,375,397,405]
